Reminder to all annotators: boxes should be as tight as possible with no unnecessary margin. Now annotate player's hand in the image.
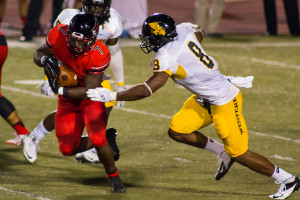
[43,57,61,94]
[87,88,117,102]
[116,85,126,107]
[41,80,55,97]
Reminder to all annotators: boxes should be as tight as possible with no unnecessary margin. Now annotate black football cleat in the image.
[109,175,126,193]
[106,128,120,161]
[215,151,235,180]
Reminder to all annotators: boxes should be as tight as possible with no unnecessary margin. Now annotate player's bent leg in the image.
[0,96,29,145]
[168,128,208,148]
[234,150,275,176]
[168,128,234,180]
[75,128,120,163]
[169,94,235,180]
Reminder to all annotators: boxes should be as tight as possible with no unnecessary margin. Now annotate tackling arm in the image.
[117,71,170,101]
[87,72,170,102]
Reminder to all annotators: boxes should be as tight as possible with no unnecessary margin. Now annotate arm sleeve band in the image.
[143,82,153,95]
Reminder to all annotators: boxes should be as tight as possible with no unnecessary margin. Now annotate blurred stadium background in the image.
[1,0,299,36]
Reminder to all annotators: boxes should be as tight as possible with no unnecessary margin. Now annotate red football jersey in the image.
[46,24,110,85]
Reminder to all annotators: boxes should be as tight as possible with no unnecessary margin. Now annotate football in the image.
[58,65,78,87]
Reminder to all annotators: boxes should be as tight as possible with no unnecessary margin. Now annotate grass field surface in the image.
[0,35,299,200]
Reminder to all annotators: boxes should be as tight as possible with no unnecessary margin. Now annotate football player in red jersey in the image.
[21,0,121,165]
[32,13,125,193]
[0,30,30,144]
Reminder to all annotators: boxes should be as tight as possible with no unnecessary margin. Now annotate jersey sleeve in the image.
[86,41,111,74]
[53,9,81,27]
[105,8,124,39]
[151,52,177,76]
[46,25,67,50]
[45,27,56,49]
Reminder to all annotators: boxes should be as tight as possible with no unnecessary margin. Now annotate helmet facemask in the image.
[67,31,96,57]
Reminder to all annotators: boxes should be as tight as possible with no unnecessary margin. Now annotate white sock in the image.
[29,120,51,143]
[204,137,225,155]
[271,165,295,183]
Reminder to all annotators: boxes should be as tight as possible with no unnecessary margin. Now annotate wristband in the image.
[58,87,64,95]
[109,91,117,101]
[41,56,48,66]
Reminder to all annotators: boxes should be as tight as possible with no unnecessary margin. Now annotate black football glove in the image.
[43,56,61,94]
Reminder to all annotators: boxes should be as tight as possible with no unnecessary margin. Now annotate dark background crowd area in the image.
[1,0,299,36]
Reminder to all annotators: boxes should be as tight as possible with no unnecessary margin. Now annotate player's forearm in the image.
[58,87,89,100]
[33,51,46,67]
[116,84,151,101]
[34,43,54,67]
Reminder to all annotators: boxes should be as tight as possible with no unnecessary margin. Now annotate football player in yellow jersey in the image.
[87,13,300,199]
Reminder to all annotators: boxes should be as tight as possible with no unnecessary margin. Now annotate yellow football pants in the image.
[170,92,248,157]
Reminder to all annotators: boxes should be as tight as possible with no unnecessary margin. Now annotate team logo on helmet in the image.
[149,22,166,36]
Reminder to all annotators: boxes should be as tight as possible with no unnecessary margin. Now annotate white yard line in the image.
[204,42,300,48]
[2,85,299,145]
[0,186,53,200]
[211,52,300,70]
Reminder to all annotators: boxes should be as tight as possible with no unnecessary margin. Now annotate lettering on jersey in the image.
[94,46,104,55]
[187,41,214,69]
[233,98,243,135]
[149,22,166,36]
[153,59,160,70]
[58,27,67,35]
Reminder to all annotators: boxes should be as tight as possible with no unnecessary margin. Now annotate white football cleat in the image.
[75,148,100,163]
[215,151,235,180]
[5,132,25,146]
[269,176,300,199]
[22,135,40,163]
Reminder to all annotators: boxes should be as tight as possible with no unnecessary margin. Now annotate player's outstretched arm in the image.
[87,72,170,102]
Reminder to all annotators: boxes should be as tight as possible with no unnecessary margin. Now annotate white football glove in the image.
[41,80,55,97]
[87,87,117,102]
[116,85,126,108]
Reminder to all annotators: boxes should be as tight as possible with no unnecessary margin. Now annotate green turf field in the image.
[0,35,299,200]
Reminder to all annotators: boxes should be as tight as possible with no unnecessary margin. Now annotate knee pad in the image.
[0,96,16,119]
